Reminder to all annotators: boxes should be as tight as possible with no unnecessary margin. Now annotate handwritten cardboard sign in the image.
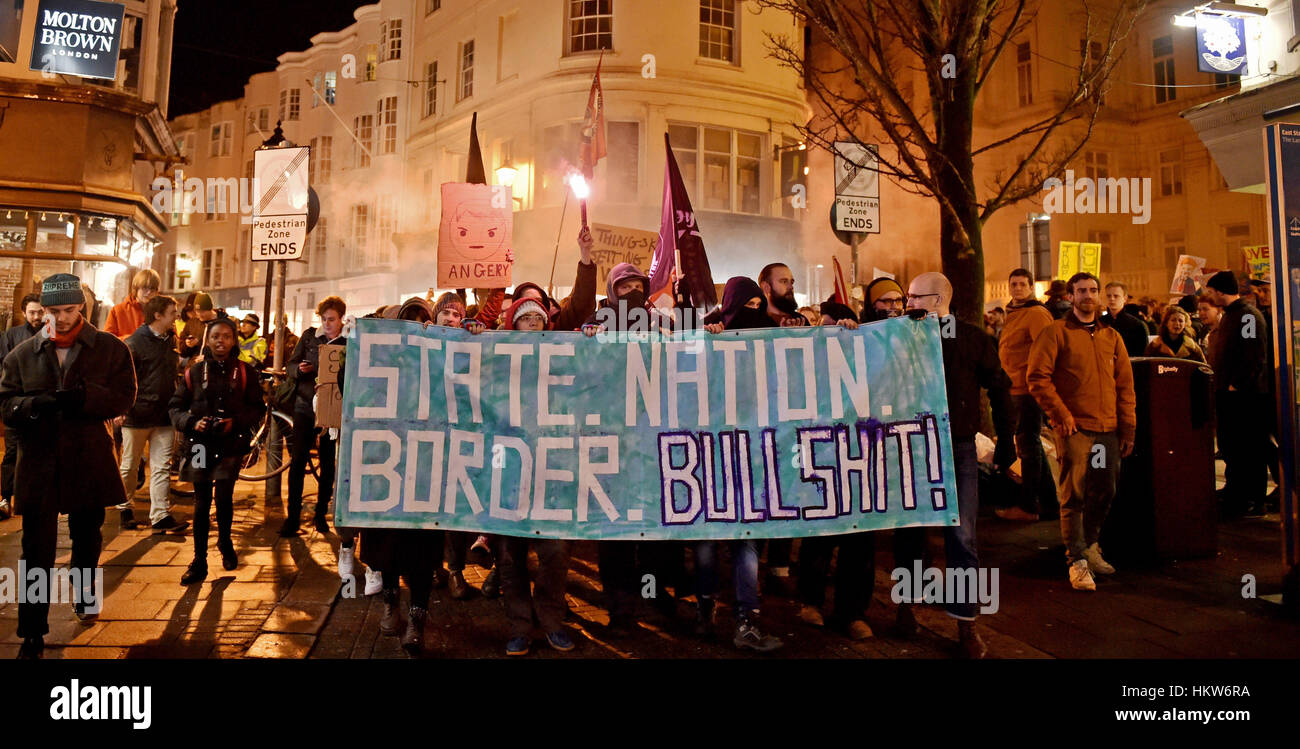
[316,344,345,429]
[589,222,658,282]
[437,183,513,287]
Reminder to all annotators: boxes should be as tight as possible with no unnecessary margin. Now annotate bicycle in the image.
[238,370,319,482]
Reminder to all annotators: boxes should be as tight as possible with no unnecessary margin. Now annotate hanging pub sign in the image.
[1195,13,1248,76]
[28,0,126,81]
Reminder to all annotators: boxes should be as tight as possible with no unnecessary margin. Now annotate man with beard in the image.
[758,263,809,327]
[1028,272,1135,591]
[996,268,1055,522]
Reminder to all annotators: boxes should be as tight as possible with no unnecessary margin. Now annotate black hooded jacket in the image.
[719,277,773,330]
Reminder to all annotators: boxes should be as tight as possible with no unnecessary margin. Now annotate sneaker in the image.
[1083,543,1115,575]
[1069,559,1096,591]
[0,498,11,520]
[448,570,470,600]
[506,636,531,656]
[471,535,491,554]
[151,514,188,533]
[733,615,783,653]
[180,560,207,586]
[338,545,357,580]
[120,508,140,530]
[994,506,1039,522]
[364,568,384,596]
[17,636,43,659]
[546,630,576,652]
[797,605,825,627]
[846,619,874,640]
[380,590,404,636]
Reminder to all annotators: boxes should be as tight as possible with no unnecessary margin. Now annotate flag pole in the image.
[547,189,570,296]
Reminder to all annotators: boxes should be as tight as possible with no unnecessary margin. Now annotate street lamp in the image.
[495,160,518,188]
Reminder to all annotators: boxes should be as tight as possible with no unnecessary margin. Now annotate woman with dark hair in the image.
[169,317,264,584]
[1144,306,1206,362]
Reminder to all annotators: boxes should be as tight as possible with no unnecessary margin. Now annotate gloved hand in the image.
[55,386,86,414]
[993,437,1016,473]
[31,392,58,416]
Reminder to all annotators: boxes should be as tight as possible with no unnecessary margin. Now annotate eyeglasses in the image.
[875,296,905,306]
[905,293,941,303]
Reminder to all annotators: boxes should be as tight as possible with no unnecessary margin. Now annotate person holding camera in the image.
[169,317,265,585]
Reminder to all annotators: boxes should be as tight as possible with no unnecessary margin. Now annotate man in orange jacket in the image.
[105,269,161,340]
[997,268,1055,522]
[1027,271,1136,592]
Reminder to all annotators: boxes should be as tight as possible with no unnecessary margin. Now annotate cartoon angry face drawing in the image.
[448,200,508,261]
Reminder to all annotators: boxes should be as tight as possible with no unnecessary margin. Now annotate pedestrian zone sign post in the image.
[251,146,310,261]
[832,141,880,234]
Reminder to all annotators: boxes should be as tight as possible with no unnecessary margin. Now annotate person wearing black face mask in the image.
[583,263,685,633]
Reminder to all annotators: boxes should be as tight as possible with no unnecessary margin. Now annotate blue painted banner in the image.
[335,315,959,540]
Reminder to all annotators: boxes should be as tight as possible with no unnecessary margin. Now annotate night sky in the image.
[169,0,369,117]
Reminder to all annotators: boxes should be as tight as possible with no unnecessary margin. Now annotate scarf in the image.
[1161,332,1183,352]
[52,318,84,349]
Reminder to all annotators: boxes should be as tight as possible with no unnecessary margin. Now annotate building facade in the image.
[0,0,178,326]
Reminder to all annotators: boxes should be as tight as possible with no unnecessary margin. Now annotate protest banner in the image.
[316,344,345,429]
[1056,241,1079,280]
[335,316,960,540]
[437,183,513,287]
[589,223,657,284]
[1243,245,1270,281]
[1170,254,1207,295]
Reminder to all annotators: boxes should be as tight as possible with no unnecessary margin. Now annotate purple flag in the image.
[648,133,717,310]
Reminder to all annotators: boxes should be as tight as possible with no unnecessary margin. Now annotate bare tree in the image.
[756,0,1147,322]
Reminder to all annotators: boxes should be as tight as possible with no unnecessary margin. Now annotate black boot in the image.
[481,566,501,598]
[280,498,302,537]
[402,606,427,656]
[120,508,139,530]
[218,538,237,571]
[694,597,716,639]
[380,589,404,636]
[181,559,207,585]
[313,502,331,534]
[17,636,43,659]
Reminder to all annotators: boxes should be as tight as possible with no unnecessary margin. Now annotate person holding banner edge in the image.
[898,272,1015,659]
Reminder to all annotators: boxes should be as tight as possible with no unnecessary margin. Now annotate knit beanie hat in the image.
[1206,270,1238,295]
[41,273,85,307]
[865,277,904,307]
[511,298,547,326]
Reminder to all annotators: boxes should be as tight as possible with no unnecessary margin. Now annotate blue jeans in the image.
[894,438,980,620]
[694,539,760,614]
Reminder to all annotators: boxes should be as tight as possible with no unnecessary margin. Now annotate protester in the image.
[1247,279,1280,512]
[798,305,821,326]
[104,269,161,340]
[236,313,269,368]
[757,262,808,327]
[178,292,216,368]
[116,294,188,532]
[1144,307,1206,362]
[996,268,1055,522]
[895,272,1013,657]
[1196,295,1220,352]
[1028,272,1136,592]
[1203,270,1270,517]
[0,274,136,658]
[169,317,264,585]
[265,314,299,368]
[1045,280,1072,319]
[0,293,43,520]
[1102,282,1150,359]
[281,296,346,536]
[984,306,1005,341]
[861,277,906,322]
[509,227,596,331]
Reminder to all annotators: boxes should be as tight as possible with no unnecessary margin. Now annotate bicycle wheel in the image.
[238,410,295,481]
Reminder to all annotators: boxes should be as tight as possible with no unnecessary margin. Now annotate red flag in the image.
[648,133,717,310]
[831,257,850,306]
[579,56,606,179]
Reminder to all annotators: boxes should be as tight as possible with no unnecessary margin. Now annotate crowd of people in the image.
[0,235,1278,660]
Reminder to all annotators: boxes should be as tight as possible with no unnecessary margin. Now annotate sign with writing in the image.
[589,223,658,284]
[1196,13,1247,76]
[1056,241,1101,279]
[316,344,345,429]
[251,146,310,261]
[1243,245,1271,281]
[438,183,513,287]
[28,0,125,80]
[335,316,959,540]
[832,141,880,234]
[1170,254,1208,295]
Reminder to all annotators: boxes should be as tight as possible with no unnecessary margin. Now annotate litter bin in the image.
[1102,356,1216,563]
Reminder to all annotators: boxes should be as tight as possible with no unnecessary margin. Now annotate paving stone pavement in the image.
[2,468,1299,659]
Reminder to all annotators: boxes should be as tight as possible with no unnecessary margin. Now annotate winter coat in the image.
[0,321,41,363]
[105,297,145,340]
[1207,298,1269,394]
[1102,309,1150,359]
[998,300,1054,396]
[513,260,597,331]
[238,333,268,367]
[0,321,135,514]
[1027,313,1136,442]
[286,327,345,405]
[124,324,180,428]
[942,318,1014,442]
[168,354,264,482]
[1144,334,1206,363]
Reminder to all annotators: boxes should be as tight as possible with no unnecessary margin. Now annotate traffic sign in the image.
[832,141,880,234]
[251,146,310,261]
